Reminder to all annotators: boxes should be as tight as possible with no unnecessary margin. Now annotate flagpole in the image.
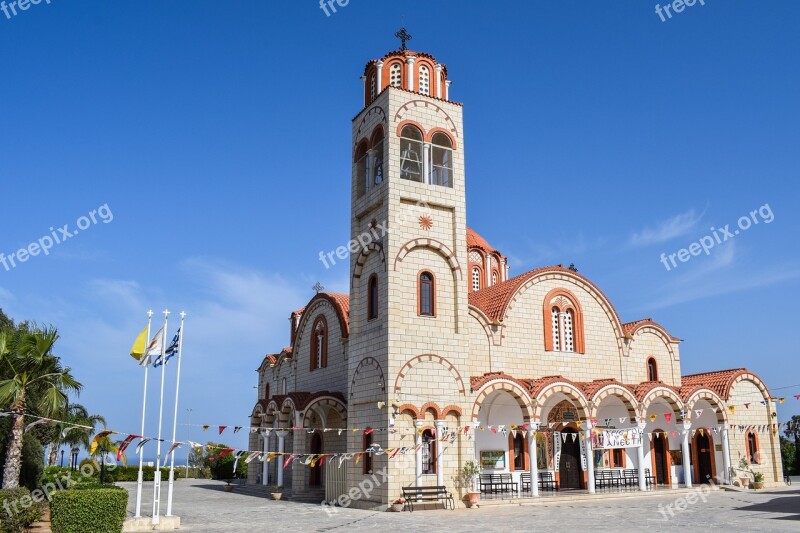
[134,310,153,519]
[166,311,186,517]
[152,310,169,526]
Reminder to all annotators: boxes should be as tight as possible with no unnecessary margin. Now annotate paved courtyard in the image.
[122,480,799,532]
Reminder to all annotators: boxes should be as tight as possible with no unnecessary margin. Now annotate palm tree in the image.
[0,325,82,489]
[48,403,106,466]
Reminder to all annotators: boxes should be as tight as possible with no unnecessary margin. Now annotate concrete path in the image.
[121,480,800,532]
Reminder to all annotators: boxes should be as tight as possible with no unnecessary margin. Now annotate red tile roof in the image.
[681,368,749,401]
[622,318,680,342]
[468,265,565,322]
[467,228,500,255]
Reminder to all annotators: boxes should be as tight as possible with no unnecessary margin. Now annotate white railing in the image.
[325,463,348,504]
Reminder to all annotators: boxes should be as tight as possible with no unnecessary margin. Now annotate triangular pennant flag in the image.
[511,430,517,439]
[364,427,374,435]
[167,442,182,457]
[283,454,297,469]
[744,403,750,409]
[779,398,785,404]
[698,428,704,437]
[571,433,577,442]
[117,435,141,461]
[619,417,627,424]
[218,426,227,435]
[355,454,362,465]
[561,433,568,443]
[604,418,612,426]
[729,406,735,414]
[338,429,344,436]
[136,438,153,455]
[234,427,243,434]
[245,452,260,464]
[89,430,115,455]
[670,431,677,439]
[664,413,672,424]
[202,425,210,431]
[649,414,657,423]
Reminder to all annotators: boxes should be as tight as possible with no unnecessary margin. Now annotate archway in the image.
[558,428,581,489]
[693,432,716,485]
[650,429,671,486]
[310,433,323,487]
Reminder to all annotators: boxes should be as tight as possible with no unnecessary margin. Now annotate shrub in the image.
[50,486,128,533]
[0,488,44,533]
[40,466,95,488]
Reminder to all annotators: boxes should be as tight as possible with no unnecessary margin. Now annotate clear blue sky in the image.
[1,1,798,461]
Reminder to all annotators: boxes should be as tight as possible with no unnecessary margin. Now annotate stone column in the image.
[376,60,384,93]
[681,422,693,488]
[637,423,647,491]
[435,64,443,99]
[406,56,416,92]
[415,420,424,486]
[528,425,539,497]
[721,425,732,485]
[435,420,445,487]
[277,431,288,487]
[445,80,451,100]
[582,421,596,494]
[262,433,270,486]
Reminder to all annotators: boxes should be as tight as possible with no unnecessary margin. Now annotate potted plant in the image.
[456,460,481,508]
[738,459,751,489]
[752,472,765,490]
[390,497,405,512]
[271,485,284,500]
[223,479,235,492]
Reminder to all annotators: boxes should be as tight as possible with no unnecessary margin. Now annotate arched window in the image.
[430,132,453,188]
[363,431,374,474]
[310,316,328,371]
[419,65,430,95]
[354,141,369,197]
[543,289,586,353]
[419,271,435,316]
[264,384,270,400]
[421,429,436,474]
[370,128,384,187]
[282,377,287,395]
[400,125,424,182]
[472,267,482,292]
[370,73,377,101]
[492,271,498,286]
[390,63,402,87]
[647,358,658,381]
[367,274,378,321]
[550,307,561,351]
[746,431,760,464]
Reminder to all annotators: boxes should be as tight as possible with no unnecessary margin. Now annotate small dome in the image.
[362,48,450,107]
[467,228,500,256]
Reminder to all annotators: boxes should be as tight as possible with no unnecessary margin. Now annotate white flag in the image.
[141,327,164,366]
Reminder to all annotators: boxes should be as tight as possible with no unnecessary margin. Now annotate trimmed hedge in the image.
[0,488,44,533]
[50,485,128,533]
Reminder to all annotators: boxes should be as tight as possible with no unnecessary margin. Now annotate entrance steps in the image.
[477,487,704,507]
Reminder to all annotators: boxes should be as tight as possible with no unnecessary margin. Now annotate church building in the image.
[248,37,784,507]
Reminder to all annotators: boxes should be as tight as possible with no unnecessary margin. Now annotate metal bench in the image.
[479,473,518,494]
[401,485,455,512]
[538,472,558,492]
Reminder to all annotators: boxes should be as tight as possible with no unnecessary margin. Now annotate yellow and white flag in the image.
[129,325,149,362]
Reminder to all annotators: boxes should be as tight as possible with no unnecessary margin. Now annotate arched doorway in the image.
[651,431,670,486]
[559,428,581,489]
[309,433,322,487]
[693,432,715,485]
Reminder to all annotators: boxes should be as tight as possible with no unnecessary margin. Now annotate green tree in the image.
[0,309,12,331]
[191,442,246,480]
[47,402,106,466]
[784,415,800,475]
[780,436,795,476]
[0,325,82,489]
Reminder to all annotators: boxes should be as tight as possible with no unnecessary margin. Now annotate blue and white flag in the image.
[154,327,181,367]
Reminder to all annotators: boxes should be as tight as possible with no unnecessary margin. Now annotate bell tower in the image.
[347,30,471,506]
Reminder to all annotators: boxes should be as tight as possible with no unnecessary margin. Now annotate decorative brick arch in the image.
[729,371,771,402]
[394,354,466,395]
[641,387,685,414]
[420,402,442,419]
[393,238,463,279]
[534,381,590,421]
[394,100,459,140]
[629,322,678,361]
[353,242,387,283]
[397,404,420,419]
[684,389,728,424]
[302,395,348,426]
[441,405,463,419]
[350,357,386,398]
[471,379,533,422]
[590,385,640,420]
[355,106,387,147]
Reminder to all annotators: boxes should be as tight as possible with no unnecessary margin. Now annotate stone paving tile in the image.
[121,481,800,532]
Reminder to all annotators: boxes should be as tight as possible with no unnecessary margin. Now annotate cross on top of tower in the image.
[395,27,412,51]
[312,282,325,294]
